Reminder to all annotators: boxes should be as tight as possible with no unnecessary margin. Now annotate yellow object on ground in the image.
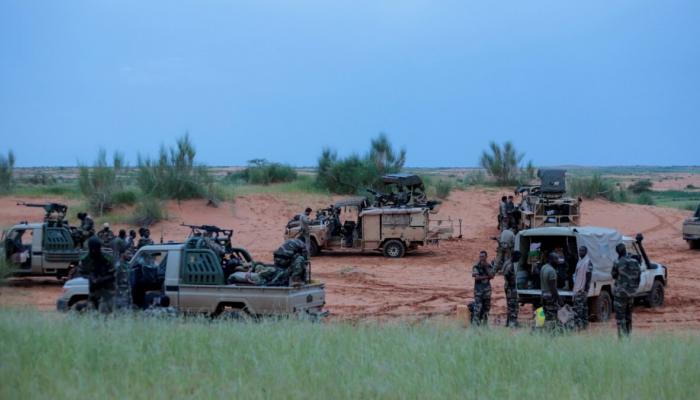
[535,307,545,327]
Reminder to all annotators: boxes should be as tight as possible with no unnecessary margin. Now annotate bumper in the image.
[56,298,69,312]
[683,234,700,241]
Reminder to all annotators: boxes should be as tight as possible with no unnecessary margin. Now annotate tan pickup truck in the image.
[56,242,326,318]
[682,203,700,250]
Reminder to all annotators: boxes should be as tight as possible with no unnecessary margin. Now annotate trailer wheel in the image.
[645,280,664,308]
[383,240,406,258]
[309,238,320,257]
[591,290,612,322]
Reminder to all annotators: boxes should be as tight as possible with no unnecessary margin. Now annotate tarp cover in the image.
[382,173,423,187]
[574,227,622,282]
[538,169,567,194]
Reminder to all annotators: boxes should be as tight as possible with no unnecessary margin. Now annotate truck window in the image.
[181,250,224,285]
[625,242,644,266]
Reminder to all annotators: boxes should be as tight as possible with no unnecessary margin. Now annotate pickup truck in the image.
[682,203,700,249]
[2,222,79,278]
[57,242,327,318]
[514,226,667,322]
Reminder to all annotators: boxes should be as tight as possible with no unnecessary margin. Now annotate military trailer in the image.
[57,241,327,318]
[1,203,80,278]
[515,169,581,230]
[682,203,700,249]
[285,197,454,258]
[514,226,667,322]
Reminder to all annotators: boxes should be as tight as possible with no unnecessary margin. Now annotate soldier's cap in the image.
[103,222,110,228]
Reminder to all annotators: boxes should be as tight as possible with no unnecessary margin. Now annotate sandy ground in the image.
[1,189,698,330]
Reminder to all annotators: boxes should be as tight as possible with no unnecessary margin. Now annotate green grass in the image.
[228,175,328,197]
[1,309,699,399]
[646,190,700,210]
[10,183,82,198]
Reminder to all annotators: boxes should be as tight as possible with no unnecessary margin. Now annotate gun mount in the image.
[17,202,69,227]
[181,223,234,250]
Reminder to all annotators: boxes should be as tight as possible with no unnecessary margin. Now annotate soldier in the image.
[77,236,116,314]
[498,196,507,230]
[112,230,132,310]
[572,246,593,330]
[202,231,225,258]
[496,227,515,272]
[540,252,563,332]
[503,250,521,328]
[612,243,641,338]
[97,223,115,246]
[125,229,137,250]
[471,250,494,326]
[137,227,154,249]
[273,238,309,284]
[112,229,128,259]
[298,207,312,254]
[76,212,95,247]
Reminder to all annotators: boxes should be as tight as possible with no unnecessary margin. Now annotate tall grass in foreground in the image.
[1,310,699,399]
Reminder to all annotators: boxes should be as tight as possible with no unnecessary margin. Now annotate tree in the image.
[78,150,124,216]
[479,141,525,185]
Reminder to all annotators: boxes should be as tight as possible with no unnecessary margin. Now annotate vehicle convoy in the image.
[284,174,455,258]
[1,202,80,278]
[682,203,700,249]
[57,239,327,318]
[514,226,667,321]
[515,169,581,231]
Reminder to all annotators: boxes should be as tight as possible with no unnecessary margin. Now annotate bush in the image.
[568,174,617,200]
[435,180,453,199]
[686,184,697,190]
[131,196,165,226]
[628,179,653,194]
[78,150,124,216]
[479,141,527,185]
[463,170,486,186]
[112,189,139,206]
[137,134,215,202]
[635,192,655,205]
[316,133,405,194]
[242,159,297,185]
[0,150,15,193]
[22,172,57,185]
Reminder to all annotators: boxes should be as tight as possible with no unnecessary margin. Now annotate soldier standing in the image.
[78,236,116,314]
[503,251,521,328]
[471,250,494,326]
[572,246,593,330]
[298,208,312,254]
[125,229,137,250]
[97,223,115,246]
[498,196,507,230]
[612,243,641,338]
[496,227,515,272]
[76,212,95,247]
[540,252,563,332]
[137,227,154,249]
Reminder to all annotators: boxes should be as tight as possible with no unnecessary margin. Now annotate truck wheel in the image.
[383,240,406,258]
[309,238,320,257]
[592,291,612,322]
[690,240,700,250]
[71,299,90,313]
[645,280,664,308]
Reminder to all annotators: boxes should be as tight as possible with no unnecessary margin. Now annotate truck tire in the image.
[591,290,612,322]
[383,240,406,258]
[309,238,320,257]
[690,240,700,250]
[645,280,664,308]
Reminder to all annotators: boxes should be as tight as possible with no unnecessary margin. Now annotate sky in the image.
[0,1,698,168]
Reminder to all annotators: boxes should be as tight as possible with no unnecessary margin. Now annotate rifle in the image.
[180,223,233,239]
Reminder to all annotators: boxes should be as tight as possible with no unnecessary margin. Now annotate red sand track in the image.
[1,189,698,330]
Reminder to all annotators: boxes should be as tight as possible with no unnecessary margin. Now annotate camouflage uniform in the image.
[612,255,641,337]
[97,228,115,246]
[502,258,518,327]
[114,258,132,310]
[78,252,116,314]
[496,229,514,271]
[298,213,311,254]
[137,236,154,249]
[540,263,560,332]
[471,261,493,326]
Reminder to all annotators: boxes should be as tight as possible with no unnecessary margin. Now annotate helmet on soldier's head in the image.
[103,223,110,230]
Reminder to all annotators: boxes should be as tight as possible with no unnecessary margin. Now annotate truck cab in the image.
[2,223,79,278]
[514,226,667,321]
[57,242,327,318]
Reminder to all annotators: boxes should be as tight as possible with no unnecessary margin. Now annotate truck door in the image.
[30,228,43,272]
[178,249,224,313]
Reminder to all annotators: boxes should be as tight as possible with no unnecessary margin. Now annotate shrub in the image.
[242,159,297,185]
[0,150,15,193]
[112,189,139,206]
[479,141,526,185]
[568,174,616,200]
[22,172,57,185]
[686,184,697,190]
[435,180,453,199]
[137,134,214,202]
[78,150,124,216]
[635,192,655,205]
[131,196,166,226]
[316,133,405,194]
[628,179,653,194]
[463,170,486,186]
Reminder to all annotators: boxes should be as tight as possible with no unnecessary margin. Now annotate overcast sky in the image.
[1,1,698,167]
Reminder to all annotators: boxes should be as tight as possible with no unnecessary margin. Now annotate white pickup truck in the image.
[57,242,327,318]
[514,226,667,322]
